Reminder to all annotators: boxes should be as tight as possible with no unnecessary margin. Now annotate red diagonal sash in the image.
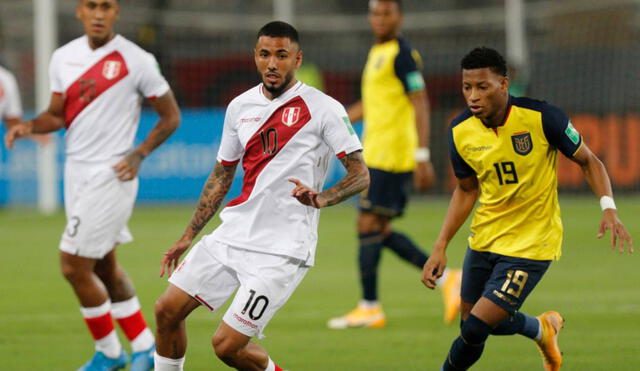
[64,50,129,128]
[227,95,311,207]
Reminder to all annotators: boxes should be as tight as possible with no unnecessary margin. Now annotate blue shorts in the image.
[461,247,552,314]
[358,168,412,218]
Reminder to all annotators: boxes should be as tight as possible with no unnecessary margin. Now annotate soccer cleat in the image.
[535,311,565,371]
[130,344,155,371]
[77,350,127,371]
[441,269,462,325]
[327,304,386,329]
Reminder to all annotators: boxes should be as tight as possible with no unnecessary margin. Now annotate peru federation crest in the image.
[102,60,122,80]
[281,106,300,127]
[511,132,533,155]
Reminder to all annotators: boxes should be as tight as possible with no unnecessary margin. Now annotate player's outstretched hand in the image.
[4,121,33,149]
[421,246,447,290]
[288,178,327,208]
[414,160,435,191]
[160,237,192,277]
[113,150,144,181]
[597,209,633,254]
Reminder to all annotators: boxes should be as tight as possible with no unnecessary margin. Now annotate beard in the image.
[262,71,294,98]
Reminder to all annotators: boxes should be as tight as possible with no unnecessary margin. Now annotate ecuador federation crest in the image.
[102,60,122,80]
[511,132,533,155]
[281,106,300,127]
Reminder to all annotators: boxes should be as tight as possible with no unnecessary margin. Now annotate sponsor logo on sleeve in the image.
[406,71,425,92]
[342,116,356,135]
[565,121,580,145]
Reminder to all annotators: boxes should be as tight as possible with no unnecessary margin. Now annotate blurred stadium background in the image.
[1,0,639,208]
[1,1,639,370]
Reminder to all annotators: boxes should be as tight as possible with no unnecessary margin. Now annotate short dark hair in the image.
[461,47,507,76]
[257,21,300,45]
[370,0,403,11]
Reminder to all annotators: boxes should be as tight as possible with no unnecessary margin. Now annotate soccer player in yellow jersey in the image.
[422,47,633,371]
[328,0,461,330]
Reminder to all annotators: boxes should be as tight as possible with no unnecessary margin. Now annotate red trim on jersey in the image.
[221,159,240,167]
[115,311,148,341]
[227,96,311,207]
[63,51,129,128]
[275,365,283,371]
[336,151,346,159]
[195,295,215,311]
[52,92,63,96]
[83,312,115,340]
[146,96,157,101]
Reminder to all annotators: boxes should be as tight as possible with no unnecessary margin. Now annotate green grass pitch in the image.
[1,196,638,370]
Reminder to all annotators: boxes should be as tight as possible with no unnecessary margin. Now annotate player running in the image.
[4,1,181,370]
[153,21,369,371]
[422,47,633,371]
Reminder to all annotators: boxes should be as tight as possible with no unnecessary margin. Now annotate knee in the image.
[357,213,385,234]
[212,334,241,365]
[460,314,491,346]
[154,297,183,332]
[60,260,86,283]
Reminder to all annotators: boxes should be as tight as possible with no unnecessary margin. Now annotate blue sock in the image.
[358,232,384,301]
[443,314,491,370]
[382,231,429,268]
[491,312,540,339]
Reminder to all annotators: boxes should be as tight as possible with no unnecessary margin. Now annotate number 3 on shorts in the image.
[241,289,269,320]
[66,216,81,237]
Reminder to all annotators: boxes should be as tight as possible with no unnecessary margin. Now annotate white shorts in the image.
[169,238,309,338]
[59,161,138,259]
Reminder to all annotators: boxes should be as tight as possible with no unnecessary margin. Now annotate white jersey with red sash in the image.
[207,81,362,266]
[0,65,22,121]
[49,35,169,163]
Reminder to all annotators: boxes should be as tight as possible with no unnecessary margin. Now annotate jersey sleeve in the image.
[136,52,170,99]
[541,103,582,158]
[216,103,243,165]
[449,126,475,179]
[394,42,425,93]
[49,52,64,94]
[321,99,363,158]
[2,71,22,119]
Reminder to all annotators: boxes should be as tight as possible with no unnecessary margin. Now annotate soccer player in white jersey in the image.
[153,21,369,371]
[4,1,181,370]
[0,63,23,128]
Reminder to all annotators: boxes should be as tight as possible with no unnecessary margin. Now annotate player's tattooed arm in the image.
[160,161,236,277]
[291,150,369,208]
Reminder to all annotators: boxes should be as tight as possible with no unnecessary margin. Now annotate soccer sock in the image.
[491,312,541,340]
[265,357,283,371]
[443,314,491,370]
[359,232,384,301]
[154,352,185,371]
[80,300,122,359]
[382,231,429,268]
[111,296,155,352]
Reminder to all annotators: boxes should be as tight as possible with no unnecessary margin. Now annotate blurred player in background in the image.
[153,21,368,371]
[422,47,633,371]
[4,0,181,370]
[0,63,22,129]
[328,0,461,330]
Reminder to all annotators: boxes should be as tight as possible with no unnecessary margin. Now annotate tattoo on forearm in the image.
[320,151,368,207]
[140,121,177,156]
[188,162,236,236]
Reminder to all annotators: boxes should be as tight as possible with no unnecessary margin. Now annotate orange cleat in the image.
[535,311,565,371]
[441,269,462,325]
[327,304,386,329]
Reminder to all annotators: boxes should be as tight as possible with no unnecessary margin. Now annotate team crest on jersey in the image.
[281,106,300,127]
[102,60,122,80]
[511,132,533,155]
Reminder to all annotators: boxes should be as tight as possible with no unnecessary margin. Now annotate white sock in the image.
[359,300,380,309]
[111,296,155,352]
[265,357,276,371]
[435,268,450,287]
[154,352,185,371]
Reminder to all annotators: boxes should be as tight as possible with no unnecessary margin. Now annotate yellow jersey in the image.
[450,96,583,260]
[361,37,426,172]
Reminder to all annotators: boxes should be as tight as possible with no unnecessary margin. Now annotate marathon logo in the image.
[233,313,258,329]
